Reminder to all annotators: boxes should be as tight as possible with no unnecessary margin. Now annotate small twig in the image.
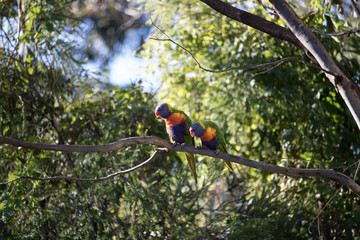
[150,21,337,77]
[241,58,288,85]
[4,0,22,66]
[349,0,360,19]
[16,0,22,43]
[317,215,321,238]
[241,53,338,83]
[308,187,341,234]
[307,159,357,234]
[311,28,360,37]
[29,82,72,161]
[348,160,360,195]
[352,160,360,181]
[0,148,167,185]
[256,0,278,16]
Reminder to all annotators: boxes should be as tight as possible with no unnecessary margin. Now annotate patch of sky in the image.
[108,27,161,92]
[79,18,161,92]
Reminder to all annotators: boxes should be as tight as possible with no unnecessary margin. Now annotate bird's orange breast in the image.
[200,127,217,141]
[165,113,186,127]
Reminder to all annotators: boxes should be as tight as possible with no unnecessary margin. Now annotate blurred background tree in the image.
[1,0,360,239]
[72,0,149,66]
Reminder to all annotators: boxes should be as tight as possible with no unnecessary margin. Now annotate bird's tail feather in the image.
[225,160,234,171]
[185,152,197,184]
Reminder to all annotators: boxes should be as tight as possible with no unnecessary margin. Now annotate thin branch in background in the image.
[312,28,360,37]
[28,72,73,165]
[335,159,360,172]
[308,187,341,235]
[241,54,337,84]
[0,148,167,185]
[4,0,22,67]
[353,159,360,182]
[317,215,321,238]
[16,0,22,44]
[349,0,360,19]
[256,0,278,16]
[307,158,358,234]
[241,59,288,85]
[149,21,338,78]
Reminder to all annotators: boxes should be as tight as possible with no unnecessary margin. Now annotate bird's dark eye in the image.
[195,127,198,131]
[160,108,163,111]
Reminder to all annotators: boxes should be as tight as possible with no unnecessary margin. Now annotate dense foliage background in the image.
[1,0,360,238]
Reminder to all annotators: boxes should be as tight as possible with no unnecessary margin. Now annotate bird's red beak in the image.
[155,111,160,117]
[190,132,195,137]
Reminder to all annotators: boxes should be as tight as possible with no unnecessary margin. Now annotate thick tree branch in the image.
[199,0,303,48]
[1,136,360,196]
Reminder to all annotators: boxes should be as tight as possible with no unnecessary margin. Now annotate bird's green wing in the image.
[173,108,192,125]
[184,111,193,125]
[204,121,233,171]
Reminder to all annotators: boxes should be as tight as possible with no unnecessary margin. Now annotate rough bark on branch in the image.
[1,136,360,196]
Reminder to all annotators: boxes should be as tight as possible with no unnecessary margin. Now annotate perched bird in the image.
[155,103,197,183]
[190,121,233,171]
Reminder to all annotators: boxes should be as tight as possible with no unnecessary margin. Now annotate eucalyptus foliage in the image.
[1,0,360,239]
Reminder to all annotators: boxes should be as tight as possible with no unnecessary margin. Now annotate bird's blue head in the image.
[190,122,205,138]
[155,103,172,119]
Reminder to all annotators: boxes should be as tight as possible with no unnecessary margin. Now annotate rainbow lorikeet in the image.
[189,121,233,171]
[155,103,197,183]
